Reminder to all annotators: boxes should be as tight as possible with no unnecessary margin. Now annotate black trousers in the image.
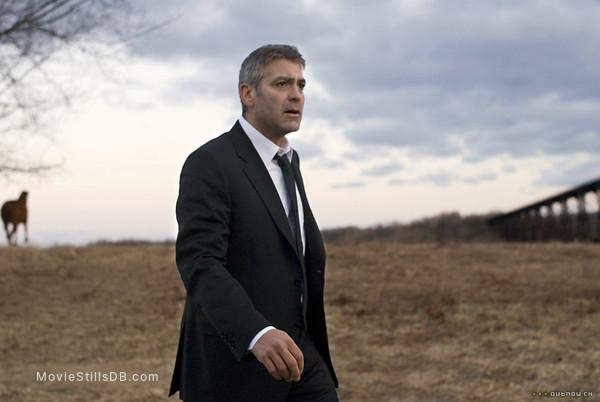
[180,330,338,402]
[286,331,338,402]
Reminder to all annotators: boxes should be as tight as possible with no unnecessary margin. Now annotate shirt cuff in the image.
[248,326,276,351]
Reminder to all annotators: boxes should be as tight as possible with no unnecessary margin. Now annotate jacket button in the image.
[293,323,301,331]
[294,279,302,287]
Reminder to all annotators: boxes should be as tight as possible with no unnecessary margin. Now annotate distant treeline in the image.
[90,239,176,247]
[88,212,502,247]
[322,212,502,244]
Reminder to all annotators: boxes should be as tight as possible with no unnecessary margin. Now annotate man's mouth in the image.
[285,109,301,116]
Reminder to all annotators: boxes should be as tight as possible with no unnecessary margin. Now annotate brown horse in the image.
[1,191,29,246]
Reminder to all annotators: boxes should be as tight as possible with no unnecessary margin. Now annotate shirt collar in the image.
[239,116,293,164]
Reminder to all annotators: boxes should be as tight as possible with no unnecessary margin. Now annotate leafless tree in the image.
[0,0,157,175]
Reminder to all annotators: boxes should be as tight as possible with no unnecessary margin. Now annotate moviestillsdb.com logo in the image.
[36,371,158,383]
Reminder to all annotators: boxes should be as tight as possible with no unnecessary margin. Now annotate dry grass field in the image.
[1,242,598,401]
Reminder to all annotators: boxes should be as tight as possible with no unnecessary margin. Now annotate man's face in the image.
[243,58,305,144]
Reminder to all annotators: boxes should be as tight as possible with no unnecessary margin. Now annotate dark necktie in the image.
[274,153,303,255]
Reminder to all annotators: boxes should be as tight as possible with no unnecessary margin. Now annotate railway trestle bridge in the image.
[488,178,600,242]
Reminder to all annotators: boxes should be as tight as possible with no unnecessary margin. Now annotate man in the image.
[169,44,338,401]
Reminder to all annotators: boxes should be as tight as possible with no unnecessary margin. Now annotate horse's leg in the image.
[24,223,29,244]
[10,225,17,246]
[3,222,10,246]
[6,223,17,246]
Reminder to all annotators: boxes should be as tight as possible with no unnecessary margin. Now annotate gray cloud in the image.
[345,115,462,157]
[131,0,334,62]
[419,172,454,187]
[389,170,498,186]
[388,179,407,186]
[342,147,393,161]
[131,0,600,186]
[464,172,498,184]
[361,162,405,177]
[290,139,324,160]
[536,160,600,187]
[331,181,367,189]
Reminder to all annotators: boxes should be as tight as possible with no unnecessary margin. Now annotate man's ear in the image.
[240,83,255,110]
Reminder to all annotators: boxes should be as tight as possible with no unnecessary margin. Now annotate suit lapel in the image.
[291,151,325,325]
[228,123,299,257]
[291,151,318,231]
[291,151,312,226]
[291,151,324,262]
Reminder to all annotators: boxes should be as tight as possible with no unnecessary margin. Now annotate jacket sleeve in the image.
[175,148,271,360]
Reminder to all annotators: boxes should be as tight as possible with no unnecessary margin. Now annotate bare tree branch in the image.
[0,0,160,176]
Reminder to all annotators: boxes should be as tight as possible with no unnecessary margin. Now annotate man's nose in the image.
[288,84,303,101]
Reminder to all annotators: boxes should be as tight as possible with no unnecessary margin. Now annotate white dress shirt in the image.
[238,116,306,351]
[239,116,306,252]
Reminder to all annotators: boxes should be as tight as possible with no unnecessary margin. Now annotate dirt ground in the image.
[1,242,598,401]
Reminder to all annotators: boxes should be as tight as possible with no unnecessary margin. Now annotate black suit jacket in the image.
[169,122,337,400]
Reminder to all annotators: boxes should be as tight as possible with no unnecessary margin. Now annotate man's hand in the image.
[251,329,304,382]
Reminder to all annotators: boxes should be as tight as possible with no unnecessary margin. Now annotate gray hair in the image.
[239,44,305,113]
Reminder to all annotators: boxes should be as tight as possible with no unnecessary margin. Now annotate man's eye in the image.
[276,82,287,87]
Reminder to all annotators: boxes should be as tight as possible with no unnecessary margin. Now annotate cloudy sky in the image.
[3,0,599,246]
